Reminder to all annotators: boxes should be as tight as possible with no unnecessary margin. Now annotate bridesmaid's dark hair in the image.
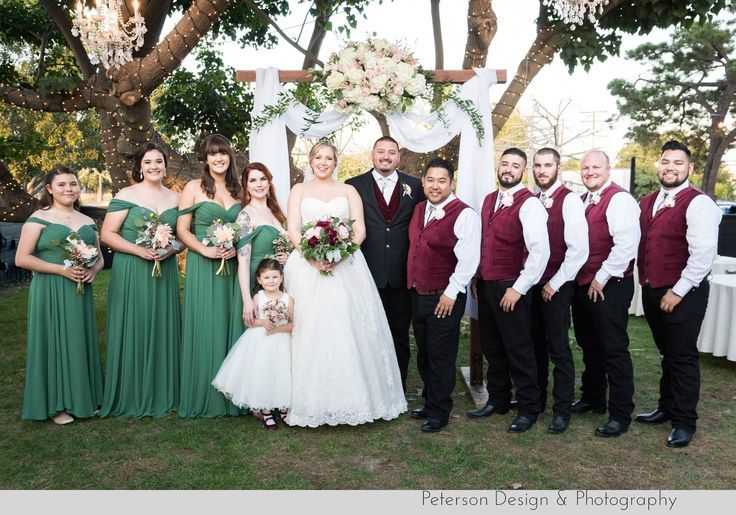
[39,165,81,210]
[241,162,286,225]
[254,258,285,293]
[132,142,168,183]
[200,134,241,200]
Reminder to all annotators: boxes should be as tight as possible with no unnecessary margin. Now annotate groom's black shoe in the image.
[634,408,670,424]
[667,428,693,448]
[421,418,447,433]
[467,403,509,418]
[508,415,536,433]
[410,407,428,420]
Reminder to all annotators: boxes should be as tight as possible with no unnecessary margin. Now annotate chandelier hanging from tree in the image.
[71,0,147,69]
[543,0,610,27]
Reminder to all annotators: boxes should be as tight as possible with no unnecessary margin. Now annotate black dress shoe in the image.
[594,419,628,437]
[421,418,447,433]
[410,407,428,419]
[508,415,536,433]
[667,428,693,448]
[634,408,670,424]
[571,399,606,414]
[467,403,509,418]
[547,414,570,434]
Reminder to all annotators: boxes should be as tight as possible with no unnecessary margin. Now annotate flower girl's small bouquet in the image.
[203,218,241,276]
[135,212,173,277]
[299,217,359,276]
[63,232,99,293]
[262,298,289,326]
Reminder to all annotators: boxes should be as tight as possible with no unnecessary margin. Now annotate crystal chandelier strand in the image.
[71,0,148,69]
[543,0,610,28]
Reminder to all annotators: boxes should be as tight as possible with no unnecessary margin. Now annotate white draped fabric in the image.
[248,67,498,214]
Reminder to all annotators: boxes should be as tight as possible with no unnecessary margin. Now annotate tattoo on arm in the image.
[236,210,253,239]
[238,243,251,259]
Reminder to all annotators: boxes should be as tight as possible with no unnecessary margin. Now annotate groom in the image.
[346,136,424,391]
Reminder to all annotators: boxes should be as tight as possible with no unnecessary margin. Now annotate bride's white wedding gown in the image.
[285,196,407,427]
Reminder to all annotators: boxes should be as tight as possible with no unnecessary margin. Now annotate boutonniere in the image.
[590,192,601,205]
[543,197,554,209]
[663,195,676,209]
[501,194,514,208]
[401,183,413,198]
[434,207,445,220]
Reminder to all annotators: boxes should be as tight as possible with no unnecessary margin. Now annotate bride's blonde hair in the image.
[308,139,338,164]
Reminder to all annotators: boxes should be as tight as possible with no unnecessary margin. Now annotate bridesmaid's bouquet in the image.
[135,212,173,278]
[203,218,241,276]
[271,231,294,255]
[63,232,99,293]
[299,217,359,276]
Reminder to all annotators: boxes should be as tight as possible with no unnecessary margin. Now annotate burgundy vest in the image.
[637,185,702,287]
[407,198,468,291]
[372,177,401,222]
[479,188,534,281]
[576,182,634,285]
[539,186,573,284]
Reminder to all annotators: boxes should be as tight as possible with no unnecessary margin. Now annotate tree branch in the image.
[0,82,115,112]
[243,0,324,68]
[431,0,444,69]
[40,0,95,78]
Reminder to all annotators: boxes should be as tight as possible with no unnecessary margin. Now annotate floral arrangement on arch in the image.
[315,38,430,114]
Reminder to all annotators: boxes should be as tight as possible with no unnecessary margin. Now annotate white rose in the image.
[371,74,388,90]
[405,76,426,96]
[325,71,345,90]
[395,62,414,81]
[345,67,363,84]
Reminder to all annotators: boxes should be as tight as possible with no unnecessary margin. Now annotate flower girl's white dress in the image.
[211,291,291,411]
[284,196,407,427]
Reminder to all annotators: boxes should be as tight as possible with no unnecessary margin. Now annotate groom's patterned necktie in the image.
[425,205,436,225]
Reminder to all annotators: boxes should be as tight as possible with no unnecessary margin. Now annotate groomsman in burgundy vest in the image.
[468,148,550,433]
[635,140,722,448]
[346,136,424,391]
[571,149,640,438]
[530,148,589,434]
[406,157,480,432]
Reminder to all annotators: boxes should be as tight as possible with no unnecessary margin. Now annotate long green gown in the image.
[178,201,244,418]
[236,224,280,295]
[22,217,103,420]
[99,199,181,418]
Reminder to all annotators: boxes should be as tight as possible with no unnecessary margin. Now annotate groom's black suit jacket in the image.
[346,170,424,289]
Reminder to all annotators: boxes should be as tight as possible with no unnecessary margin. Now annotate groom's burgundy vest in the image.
[637,185,702,288]
[372,177,401,222]
[407,198,468,291]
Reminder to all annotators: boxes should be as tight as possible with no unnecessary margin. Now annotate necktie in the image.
[379,177,388,194]
[426,205,435,224]
[496,192,505,212]
[539,192,547,204]
[655,192,670,213]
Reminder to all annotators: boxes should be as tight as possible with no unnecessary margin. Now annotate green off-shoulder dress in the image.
[178,201,244,418]
[236,224,280,295]
[100,199,181,418]
[22,217,103,420]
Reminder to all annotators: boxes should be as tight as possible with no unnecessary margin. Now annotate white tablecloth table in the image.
[697,274,736,361]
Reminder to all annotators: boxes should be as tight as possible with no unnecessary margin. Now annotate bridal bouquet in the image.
[300,217,359,276]
[203,218,241,276]
[315,38,429,114]
[262,299,289,325]
[63,232,99,293]
[134,212,173,278]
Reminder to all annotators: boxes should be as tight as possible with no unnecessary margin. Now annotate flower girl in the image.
[212,258,293,429]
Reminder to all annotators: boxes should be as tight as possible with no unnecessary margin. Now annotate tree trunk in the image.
[0,161,38,222]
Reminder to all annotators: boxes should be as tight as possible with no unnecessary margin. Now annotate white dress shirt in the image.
[584,179,641,285]
[423,194,481,300]
[371,169,398,204]
[498,183,551,295]
[651,180,723,297]
[542,181,590,291]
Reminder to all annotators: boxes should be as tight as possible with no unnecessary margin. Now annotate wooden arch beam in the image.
[236,69,507,84]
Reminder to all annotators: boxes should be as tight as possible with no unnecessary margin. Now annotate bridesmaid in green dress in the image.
[99,142,183,418]
[15,166,104,425]
[236,162,289,328]
[177,134,244,418]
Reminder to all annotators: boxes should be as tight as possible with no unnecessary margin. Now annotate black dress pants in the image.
[478,279,539,418]
[411,291,466,424]
[530,281,575,417]
[642,281,709,433]
[571,276,635,425]
[378,286,412,392]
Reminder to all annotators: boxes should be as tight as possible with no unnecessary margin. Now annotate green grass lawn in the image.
[1,270,735,489]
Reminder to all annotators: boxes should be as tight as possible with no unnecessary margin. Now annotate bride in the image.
[284,139,407,427]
